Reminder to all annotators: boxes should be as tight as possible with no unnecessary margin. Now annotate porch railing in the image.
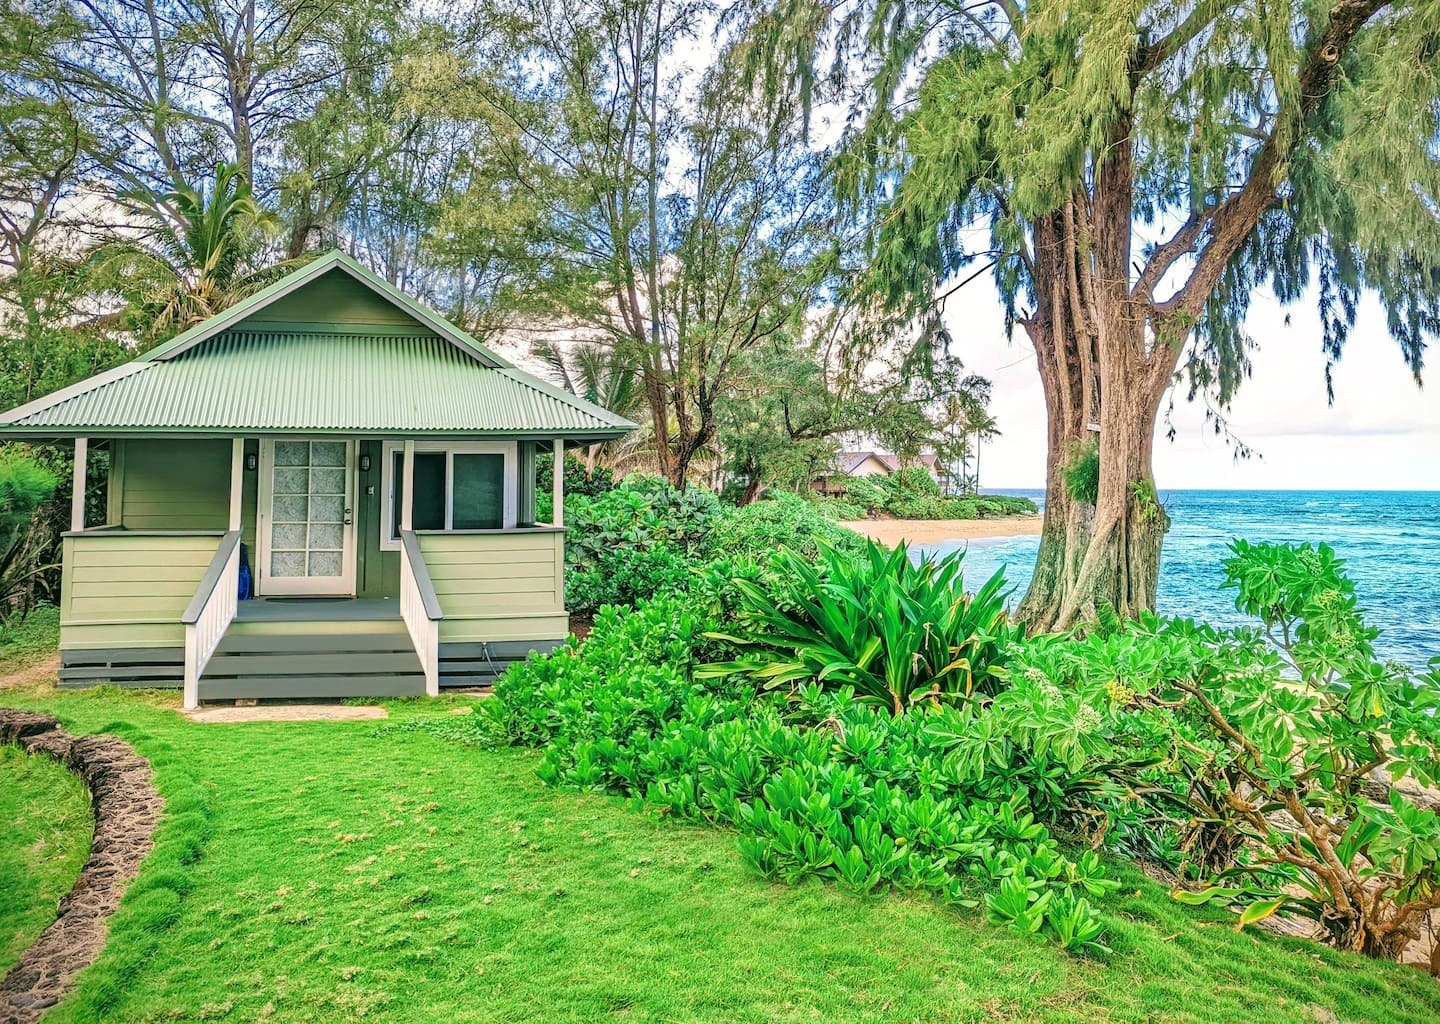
[180,530,241,710]
[399,529,443,696]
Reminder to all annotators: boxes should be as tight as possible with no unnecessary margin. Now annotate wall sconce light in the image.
[245,452,258,472]
[358,454,372,473]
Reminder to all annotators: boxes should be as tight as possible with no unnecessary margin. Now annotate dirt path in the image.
[0,655,60,692]
[0,710,163,1023]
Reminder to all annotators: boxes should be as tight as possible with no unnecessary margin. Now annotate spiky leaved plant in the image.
[700,540,1019,714]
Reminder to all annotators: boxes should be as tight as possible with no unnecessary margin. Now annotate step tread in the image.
[215,633,417,654]
[197,676,427,700]
[204,652,423,677]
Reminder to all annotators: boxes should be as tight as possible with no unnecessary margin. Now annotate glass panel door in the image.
[261,439,354,595]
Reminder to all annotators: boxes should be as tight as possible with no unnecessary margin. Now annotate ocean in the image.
[914,489,1440,670]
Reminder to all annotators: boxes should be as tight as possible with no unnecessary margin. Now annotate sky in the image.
[943,283,1440,493]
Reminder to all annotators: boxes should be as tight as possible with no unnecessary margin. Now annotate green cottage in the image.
[0,251,634,708]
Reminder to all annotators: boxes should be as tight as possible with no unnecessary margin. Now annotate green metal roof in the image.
[0,252,636,441]
[0,332,633,438]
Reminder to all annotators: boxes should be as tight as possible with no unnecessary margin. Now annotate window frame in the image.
[380,440,517,549]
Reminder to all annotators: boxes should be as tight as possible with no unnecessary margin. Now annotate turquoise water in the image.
[915,490,1440,670]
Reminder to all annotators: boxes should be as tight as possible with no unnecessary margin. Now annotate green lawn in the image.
[0,606,61,675]
[0,683,1436,1024]
[0,741,93,977]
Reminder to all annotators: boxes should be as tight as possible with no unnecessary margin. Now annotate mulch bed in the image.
[0,710,162,1024]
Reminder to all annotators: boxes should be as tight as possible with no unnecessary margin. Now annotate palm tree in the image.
[91,162,287,345]
[965,407,1000,494]
[532,338,649,474]
[937,393,973,494]
[937,376,999,494]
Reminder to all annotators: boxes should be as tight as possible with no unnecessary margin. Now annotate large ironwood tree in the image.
[753,0,1439,628]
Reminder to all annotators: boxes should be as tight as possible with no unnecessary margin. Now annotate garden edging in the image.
[0,709,162,1024]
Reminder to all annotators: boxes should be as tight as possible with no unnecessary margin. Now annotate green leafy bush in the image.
[566,544,693,615]
[701,541,1019,714]
[884,495,953,519]
[841,475,889,512]
[563,477,721,614]
[1014,541,1440,962]
[459,591,1115,953]
[834,471,1037,520]
[708,493,864,562]
[1062,441,1100,505]
[885,493,1038,520]
[807,496,866,520]
[538,452,615,509]
[888,465,943,499]
[0,453,59,623]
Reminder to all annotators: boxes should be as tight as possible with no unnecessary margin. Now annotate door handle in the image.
[343,507,353,526]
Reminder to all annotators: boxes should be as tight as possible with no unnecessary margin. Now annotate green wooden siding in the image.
[238,267,420,327]
[357,440,399,598]
[59,533,222,649]
[417,531,567,643]
[113,438,230,530]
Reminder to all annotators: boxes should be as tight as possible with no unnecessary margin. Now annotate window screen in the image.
[391,451,448,536]
[452,453,504,529]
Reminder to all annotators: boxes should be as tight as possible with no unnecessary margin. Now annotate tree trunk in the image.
[1015,203,1172,632]
[1010,4,1384,633]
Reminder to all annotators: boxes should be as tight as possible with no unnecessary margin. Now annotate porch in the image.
[57,434,570,707]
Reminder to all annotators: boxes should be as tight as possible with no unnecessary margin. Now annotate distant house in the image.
[812,451,946,497]
[0,251,634,708]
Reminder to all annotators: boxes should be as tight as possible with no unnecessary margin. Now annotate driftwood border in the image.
[0,710,162,1024]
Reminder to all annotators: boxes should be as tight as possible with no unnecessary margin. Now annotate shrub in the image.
[885,495,952,519]
[701,541,1019,714]
[1018,541,1440,962]
[563,477,721,613]
[708,493,864,562]
[1062,441,1100,505]
[975,495,1040,517]
[841,475,889,512]
[464,591,1115,953]
[538,452,614,504]
[888,464,943,499]
[808,496,866,521]
[0,454,59,623]
[566,544,693,615]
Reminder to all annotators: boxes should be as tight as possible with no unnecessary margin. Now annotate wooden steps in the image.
[198,603,426,700]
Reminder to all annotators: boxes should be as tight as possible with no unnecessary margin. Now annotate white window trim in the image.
[380,440,517,550]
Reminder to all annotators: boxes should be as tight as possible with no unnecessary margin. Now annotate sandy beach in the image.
[840,516,1043,546]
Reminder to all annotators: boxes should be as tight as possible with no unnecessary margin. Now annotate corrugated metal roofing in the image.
[1,331,634,438]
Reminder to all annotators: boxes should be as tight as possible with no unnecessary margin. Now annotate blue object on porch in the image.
[238,542,253,601]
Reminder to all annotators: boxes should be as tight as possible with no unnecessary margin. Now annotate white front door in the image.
[258,439,356,596]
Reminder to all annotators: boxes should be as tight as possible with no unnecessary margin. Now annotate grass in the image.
[0,742,93,977]
[0,681,1437,1024]
[0,604,61,673]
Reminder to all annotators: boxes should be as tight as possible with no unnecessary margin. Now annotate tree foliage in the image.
[739,0,1439,627]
